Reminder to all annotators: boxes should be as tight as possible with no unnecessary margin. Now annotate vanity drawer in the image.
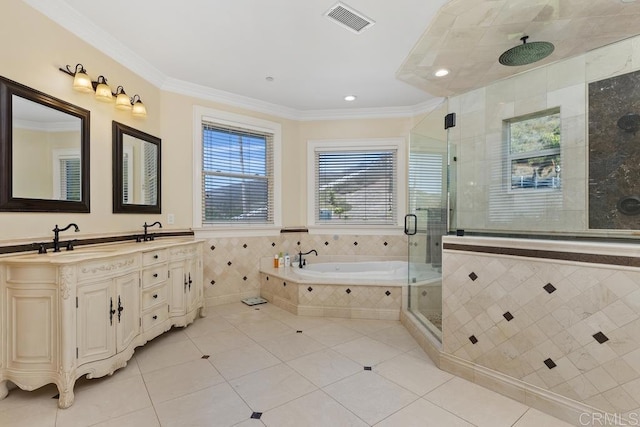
[142,265,167,288]
[141,283,168,310]
[142,249,167,266]
[142,305,169,331]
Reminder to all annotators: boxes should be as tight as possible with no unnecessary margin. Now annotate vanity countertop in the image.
[0,238,201,264]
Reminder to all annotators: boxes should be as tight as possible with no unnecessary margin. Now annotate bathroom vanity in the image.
[0,238,204,408]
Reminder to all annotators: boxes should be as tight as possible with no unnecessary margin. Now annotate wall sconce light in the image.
[59,63,147,118]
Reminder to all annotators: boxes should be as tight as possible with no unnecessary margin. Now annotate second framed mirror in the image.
[112,121,161,214]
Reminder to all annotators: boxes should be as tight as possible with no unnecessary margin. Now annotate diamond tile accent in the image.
[271,242,276,247]
[593,331,609,344]
[307,286,313,292]
[227,261,232,266]
[503,311,514,322]
[384,242,388,246]
[353,241,358,246]
[469,335,478,344]
[242,276,247,281]
[544,358,557,369]
[210,280,215,285]
[210,245,215,251]
[469,272,478,281]
[346,288,351,294]
[283,282,287,287]
[201,355,210,359]
[243,243,247,248]
[296,330,303,333]
[543,283,557,294]
[385,290,391,296]
[325,241,329,246]
[364,366,372,371]
[251,412,263,419]
[421,290,427,296]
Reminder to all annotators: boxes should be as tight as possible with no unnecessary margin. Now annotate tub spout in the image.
[298,249,318,268]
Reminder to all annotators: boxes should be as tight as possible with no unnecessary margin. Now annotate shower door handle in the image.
[404,214,417,236]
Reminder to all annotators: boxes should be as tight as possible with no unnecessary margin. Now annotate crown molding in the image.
[24,0,442,121]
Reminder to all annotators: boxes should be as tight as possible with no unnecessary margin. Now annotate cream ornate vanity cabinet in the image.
[0,239,205,408]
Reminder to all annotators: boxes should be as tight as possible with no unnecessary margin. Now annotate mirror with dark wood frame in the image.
[0,76,90,212]
[112,121,161,214]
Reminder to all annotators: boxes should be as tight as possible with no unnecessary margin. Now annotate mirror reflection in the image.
[113,121,161,214]
[0,75,90,212]
[12,95,82,200]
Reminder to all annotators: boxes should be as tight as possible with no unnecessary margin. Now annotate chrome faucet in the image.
[52,223,79,252]
[142,221,162,242]
[298,249,318,268]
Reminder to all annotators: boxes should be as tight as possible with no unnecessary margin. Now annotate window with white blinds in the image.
[143,143,158,205]
[313,147,398,225]
[53,149,81,201]
[202,122,274,224]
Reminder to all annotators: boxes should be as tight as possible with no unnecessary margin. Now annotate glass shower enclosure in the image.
[406,101,450,342]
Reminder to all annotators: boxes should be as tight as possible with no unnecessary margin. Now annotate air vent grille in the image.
[325,3,375,34]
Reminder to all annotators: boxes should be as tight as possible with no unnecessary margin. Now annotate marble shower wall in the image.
[200,232,406,305]
[442,246,640,416]
[449,34,640,234]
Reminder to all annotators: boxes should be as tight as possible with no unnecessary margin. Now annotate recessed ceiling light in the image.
[434,69,449,77]
[344,95,357,101]
[265,76,274,82]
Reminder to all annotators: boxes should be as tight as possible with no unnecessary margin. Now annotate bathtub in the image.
[293,260,440,283]
[259,257,441,320]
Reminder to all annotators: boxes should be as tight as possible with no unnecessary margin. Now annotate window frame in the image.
[193,106,281,236]
[306,138,406,235]
[505,108,561,193]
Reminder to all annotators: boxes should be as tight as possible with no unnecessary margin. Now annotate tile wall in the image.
[442,241,640,417]
[201,232,406,306]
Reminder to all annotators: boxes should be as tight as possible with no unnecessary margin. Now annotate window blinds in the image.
[315,149,396,224]
[202,122,273,224]
[60,157,81,201]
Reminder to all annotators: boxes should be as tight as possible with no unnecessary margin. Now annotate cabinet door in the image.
[6,286,58,371]
[169,262,186,317]
[185,257,201,313]
[77,280,115,365]
[115,272,140,353]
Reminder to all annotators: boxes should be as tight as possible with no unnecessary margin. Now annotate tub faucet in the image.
[298,249,318,268]
[52,223,79,252]
[142,221,162,242]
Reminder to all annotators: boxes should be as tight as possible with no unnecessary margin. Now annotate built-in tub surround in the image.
[0,238,204,408]
[259,256,407,319]
[201,232,407,306]
[441,235,640,424]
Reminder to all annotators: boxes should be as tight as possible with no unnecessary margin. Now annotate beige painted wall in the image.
[1,0,419,244]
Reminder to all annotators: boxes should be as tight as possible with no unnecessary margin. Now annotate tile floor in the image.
[0,302,575,426]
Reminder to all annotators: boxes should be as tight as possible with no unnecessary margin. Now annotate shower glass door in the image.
[407,101,448,342]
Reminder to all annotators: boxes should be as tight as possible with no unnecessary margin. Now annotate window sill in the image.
[307,225,405,236]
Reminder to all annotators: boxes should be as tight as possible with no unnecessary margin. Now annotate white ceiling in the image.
[21,0,640,119]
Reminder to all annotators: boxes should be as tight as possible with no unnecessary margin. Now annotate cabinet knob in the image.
[153,273,158,278]
[152,315,158,320]
[153,254,159,259]
[153,294,158,299]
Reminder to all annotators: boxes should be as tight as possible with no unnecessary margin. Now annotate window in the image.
[507,108,561,190]
[194,107,281,230]
[53,149,81,201]
[308,139,405,228]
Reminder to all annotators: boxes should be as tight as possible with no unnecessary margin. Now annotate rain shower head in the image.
[499,36,555,66]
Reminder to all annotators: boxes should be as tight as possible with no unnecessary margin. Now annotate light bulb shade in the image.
[115,92,132,110]
[131,99,147,117]
[72,70,93,93]
[95,84,113,102]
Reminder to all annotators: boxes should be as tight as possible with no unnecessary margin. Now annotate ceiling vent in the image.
[324,2,375,34]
